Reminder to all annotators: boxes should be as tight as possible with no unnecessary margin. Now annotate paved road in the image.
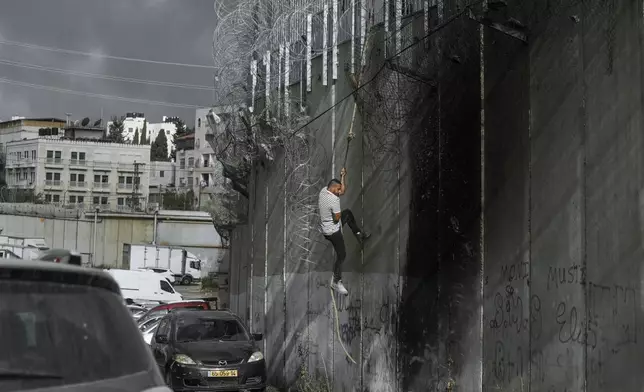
[175,283,206,299]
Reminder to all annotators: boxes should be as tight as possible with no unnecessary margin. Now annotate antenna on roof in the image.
[93,119,102,127]
[81,117,90,127]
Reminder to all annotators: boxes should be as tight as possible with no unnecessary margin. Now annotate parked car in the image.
[127,304,149,320]
[141,308,206,346]
[36,248,82,265]
[105,269,183,303]
[0,258,171,392]
[136,300,211,328]
[138,267,176,284]
[150,310,266,391]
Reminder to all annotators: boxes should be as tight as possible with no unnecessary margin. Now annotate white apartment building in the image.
[4,138,150,210]
[112,113,177,157]
[0,117,67,146]
[191,108,223,194]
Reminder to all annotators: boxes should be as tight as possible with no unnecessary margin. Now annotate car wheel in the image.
[181,275,193,285]
[165,370,173,390]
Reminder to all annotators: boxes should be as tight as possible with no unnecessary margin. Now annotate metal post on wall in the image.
[152,205,159,245]
[91,206,99,267]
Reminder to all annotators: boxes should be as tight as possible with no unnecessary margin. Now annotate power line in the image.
[0,39,217,69]
[0,77,201,109]
[0,58,215,91]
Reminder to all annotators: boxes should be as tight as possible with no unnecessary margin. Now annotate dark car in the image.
[151,310,266,392]
[36,248,83,265]
[0,259,170,392]
[137,300,212,328]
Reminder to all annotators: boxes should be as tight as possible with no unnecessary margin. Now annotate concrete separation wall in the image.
[227,0,644,390]
[483,0,644,391]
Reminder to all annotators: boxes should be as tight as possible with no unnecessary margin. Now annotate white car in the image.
[137,267,176,284]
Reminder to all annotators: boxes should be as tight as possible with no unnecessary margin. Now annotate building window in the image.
[29,170,35,184]
[93,197,108,205]
[198,118,201,128]
[45,172,61,184]
[180,159,185,169]
[203,154,209,167]
[188,157,194,167]
[31,150,36,160]
[69,195,76,204]
[71,152,86,163]
[52,194,60,203]
[77,196,84,204]
[45,194,52,203]
[47,150,61,163]
[70,173,85,186]
[17,152,21,160]
[159,170,164,178]
[117,198,124,206]
[128,128,133,133]
[187,177,193,187]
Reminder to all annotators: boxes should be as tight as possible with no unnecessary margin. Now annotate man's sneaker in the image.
[356,231,371,245]
[331,279,349,296]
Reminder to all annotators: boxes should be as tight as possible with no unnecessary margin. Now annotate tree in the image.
[140,121,148,144]
[171,118,189,160]
[151,129,169,161]
[107,116,125,143]
[133,128,140,144]
[161,189,195,210]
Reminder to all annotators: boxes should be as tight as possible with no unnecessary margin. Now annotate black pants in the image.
[324,209,361,281]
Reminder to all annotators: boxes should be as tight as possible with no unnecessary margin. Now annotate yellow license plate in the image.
[208,370,238,378]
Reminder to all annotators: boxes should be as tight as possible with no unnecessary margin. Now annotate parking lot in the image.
[174,283,205,300]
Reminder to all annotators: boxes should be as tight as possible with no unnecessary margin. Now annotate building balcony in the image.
[117,183,134,190]
[117,163,140,172]
[93,182,110,190]
[70,159,88,168]
[44,180,63,188]
[69,181,88,189]
[45,158,63,165]
[12,182,35,189]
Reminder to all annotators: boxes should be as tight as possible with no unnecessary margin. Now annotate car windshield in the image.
[175,317,249,342]
[140,317,162,332]
[0,279,154,390]
[137,309,168,326]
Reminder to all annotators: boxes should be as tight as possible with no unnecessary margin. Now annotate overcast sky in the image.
[0,0,218,126]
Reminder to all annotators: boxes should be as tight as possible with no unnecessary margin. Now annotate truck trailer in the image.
[0,235,49,260]
[124,243,203,285]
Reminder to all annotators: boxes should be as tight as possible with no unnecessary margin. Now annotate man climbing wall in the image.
[318,167,371,295]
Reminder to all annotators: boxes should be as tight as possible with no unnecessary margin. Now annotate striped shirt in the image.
[318,187,341,235]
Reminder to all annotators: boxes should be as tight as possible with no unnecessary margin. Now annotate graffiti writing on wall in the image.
[500,261,530,283]
[487,286,542,340]
[547,264,586,290]
[588,282,637,348]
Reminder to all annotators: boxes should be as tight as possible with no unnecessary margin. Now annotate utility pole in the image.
[132,160,144,210]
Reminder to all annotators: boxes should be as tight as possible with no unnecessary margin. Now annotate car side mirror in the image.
[155,335,168,344]
[252,333,263,341]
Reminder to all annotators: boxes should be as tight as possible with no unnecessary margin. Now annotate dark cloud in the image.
[0,0,217,125]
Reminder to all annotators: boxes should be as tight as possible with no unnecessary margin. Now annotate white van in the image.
[105,269,183,304]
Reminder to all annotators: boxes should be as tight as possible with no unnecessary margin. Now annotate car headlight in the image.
[248,351,264,363]
[173,354,196,365]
